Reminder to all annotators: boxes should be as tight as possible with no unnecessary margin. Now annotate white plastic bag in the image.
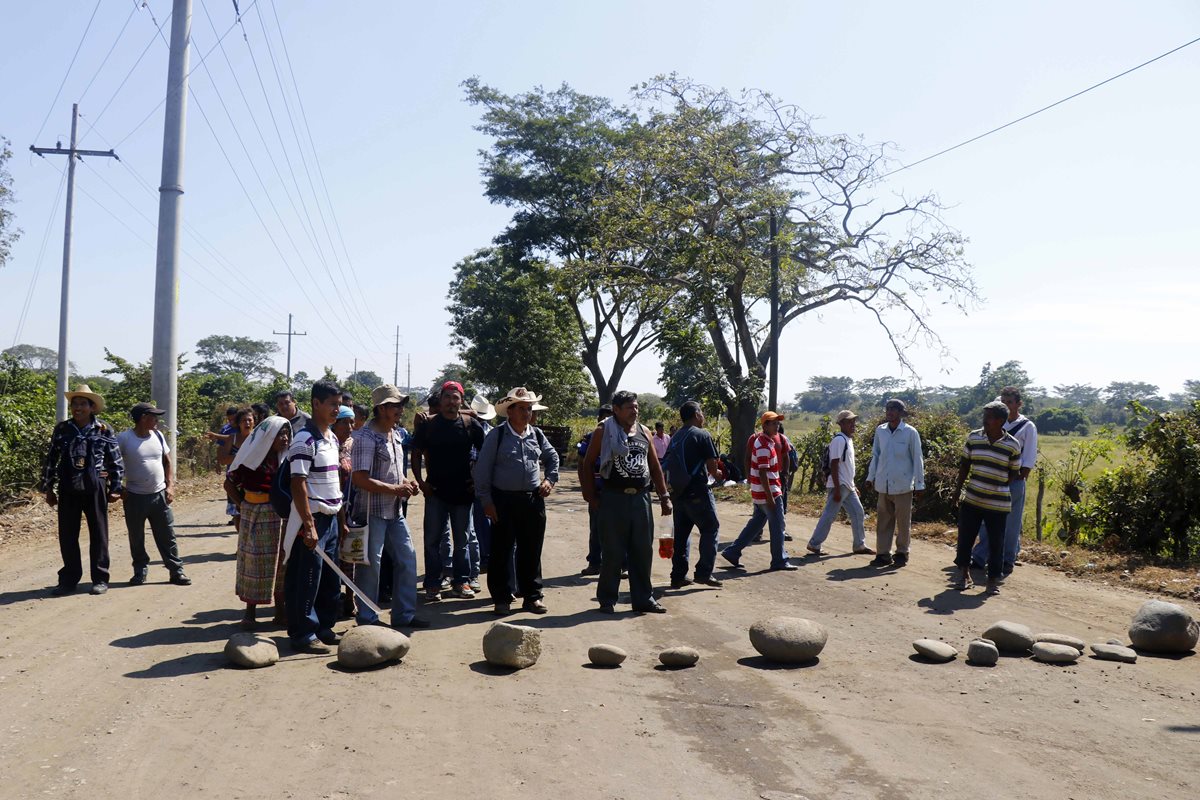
[340,523,370,565]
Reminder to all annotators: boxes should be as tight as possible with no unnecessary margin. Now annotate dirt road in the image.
[0,477,1195,800]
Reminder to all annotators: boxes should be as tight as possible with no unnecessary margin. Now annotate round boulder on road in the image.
[967,638,999,667]
[1032,642,1080,664]
[912,639,957,663]
[749,617,828,663]
[337,625,411,670]
[224,633,279,669]
[588,644,628,667]
[1127,600,1199,654]
[981,621,1035,653]
[659,647,700,668]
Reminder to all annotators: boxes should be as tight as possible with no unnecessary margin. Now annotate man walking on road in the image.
[116,402,190,587]
[42,385,124,596]
[663,401,723,590]
[806,410,871,557]
[580,390,672,614]
[866,399,925,568]
[971,386,1037,578]
[721,412,796,572]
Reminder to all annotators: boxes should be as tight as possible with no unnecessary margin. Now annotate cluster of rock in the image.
[911,600,1196,669]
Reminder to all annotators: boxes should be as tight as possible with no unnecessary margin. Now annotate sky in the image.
[2,0,1198,402]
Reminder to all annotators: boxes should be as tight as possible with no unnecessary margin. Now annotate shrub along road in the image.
[0,475,1195,799]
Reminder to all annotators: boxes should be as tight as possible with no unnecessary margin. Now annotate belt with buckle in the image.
[605,486,648,495]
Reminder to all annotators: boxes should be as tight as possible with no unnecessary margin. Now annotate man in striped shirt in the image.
[720,412,796,572]
[284,379,348,653]
[951,401,1023,595]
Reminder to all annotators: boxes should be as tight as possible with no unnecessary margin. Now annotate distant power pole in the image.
[393,326,400,385]
[30,103,118,421]
[406,355,411,392]
[273,313,307,379]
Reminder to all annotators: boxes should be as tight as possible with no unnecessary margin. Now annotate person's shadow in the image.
[918,588,988,614]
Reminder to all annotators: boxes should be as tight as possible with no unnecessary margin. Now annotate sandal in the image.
[952,570,974,591]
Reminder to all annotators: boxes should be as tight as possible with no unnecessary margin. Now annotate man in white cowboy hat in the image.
[473,387,560,615]
[116,402,190,586]
[806,410,871,557]
[42,384,125,596]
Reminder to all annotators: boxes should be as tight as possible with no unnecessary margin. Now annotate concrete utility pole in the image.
[768,209,780,412]
[150,0,194,453]
[406,355,411,393]
[30,104,118,421]
[273,313,307,380]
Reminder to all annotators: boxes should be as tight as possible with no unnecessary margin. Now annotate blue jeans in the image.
[671,490,720,582]
[971,478,1025,570]
[723,501,789,568]
[808,485,867,550]
[285,513,341,646]
[422,495,471,591]
[467,514,481,582]
[356,515,417,626]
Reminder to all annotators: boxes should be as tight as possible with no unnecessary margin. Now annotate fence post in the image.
[1035,470,1045,541]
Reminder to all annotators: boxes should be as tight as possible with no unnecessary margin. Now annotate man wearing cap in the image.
[350,385,428,629]
[42,385,124,596]
[720,411,796,572]
[806,410,871,557]
[473,387,560,615]
[116,403,190,586]
[866,399,925,568]
[411,381,486,601]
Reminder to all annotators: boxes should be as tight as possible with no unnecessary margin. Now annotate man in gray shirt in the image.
[473,387,560,616]
[115,403,190,586]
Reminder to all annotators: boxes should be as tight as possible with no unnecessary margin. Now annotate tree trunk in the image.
[726,394,761,475]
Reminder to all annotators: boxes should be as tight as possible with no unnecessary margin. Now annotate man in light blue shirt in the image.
[865,399,925,567]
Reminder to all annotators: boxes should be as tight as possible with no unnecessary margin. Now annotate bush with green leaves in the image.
[0,356,57,503]
[1078,401,1200,560]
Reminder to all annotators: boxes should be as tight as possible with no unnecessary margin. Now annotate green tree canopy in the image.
[192,335,281,380]
[446,248,594,421]
[2,343,73,373]
[0,137,21,269]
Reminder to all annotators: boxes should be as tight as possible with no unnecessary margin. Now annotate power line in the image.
[78,7,173,145]
[881,34,1200,180]
[32,0,103,144]
[11,167,68,347]
[77,3,139,106]
[266,0,390,343]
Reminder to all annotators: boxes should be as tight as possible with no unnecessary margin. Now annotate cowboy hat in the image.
[470,394,497,420]
[495,387,548,415]
[65,384,105,412]
[371,384,409,408]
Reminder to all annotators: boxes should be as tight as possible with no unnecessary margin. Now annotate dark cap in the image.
[885,398,908,414]
[131,402,166,421]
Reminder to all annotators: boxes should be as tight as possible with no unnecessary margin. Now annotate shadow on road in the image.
[111,618,241,649]
[736,655,819,670]
[917,588,989,615]
[0,587,58,607]
[181,551,237,565]
[468,659,520,676]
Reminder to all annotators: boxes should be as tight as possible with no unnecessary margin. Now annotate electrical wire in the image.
[78,7,173,144]
[10,167,68,347]
[77,3,139,106]
[32,0,103,144]
[881,34,1200,180]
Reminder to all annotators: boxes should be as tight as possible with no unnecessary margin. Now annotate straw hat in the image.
[470,394,496,420]
[495,387,548,414]
[371,384,409,408]
[65,384,105,413]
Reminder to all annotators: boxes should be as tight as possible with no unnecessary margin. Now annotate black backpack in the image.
[817,433,849,484]
[663,431,708,498]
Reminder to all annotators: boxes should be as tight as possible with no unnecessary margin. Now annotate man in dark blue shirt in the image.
[42,385,124,596]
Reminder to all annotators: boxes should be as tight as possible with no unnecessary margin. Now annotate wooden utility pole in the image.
[273,313,307,380]
[30,103,118,421]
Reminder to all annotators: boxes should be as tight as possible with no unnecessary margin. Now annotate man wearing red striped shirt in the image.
[720,412,797,572]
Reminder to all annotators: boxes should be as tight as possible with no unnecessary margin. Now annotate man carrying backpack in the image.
[664,401,724,589]
[806,410,871,556]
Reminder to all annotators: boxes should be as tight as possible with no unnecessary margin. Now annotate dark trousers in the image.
[586,505,601,567]
[123,490,183,575]
[671,490,720,582]
[57,487,110,587]
[596,490,654,609]
[284,513,341,645]
[487,490,546,603]
[956,503,1007,581]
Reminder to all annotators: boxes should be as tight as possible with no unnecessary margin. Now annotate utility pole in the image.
[30,104,118,421]
[768,209,780,411]
[393,326,400,385]
[273,313,307,380]
[150,0,194,454]
[406,354,411,393]
[351,357,358,387]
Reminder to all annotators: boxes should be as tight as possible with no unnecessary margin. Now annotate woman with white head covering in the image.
[225,415,291,629]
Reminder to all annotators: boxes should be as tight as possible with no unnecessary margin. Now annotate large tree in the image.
[589,76,977,452]
[463,80,673,403]
[192,335,281,380]
[0,137,21,269]
[447,248,594,421]
[2,344,73,373]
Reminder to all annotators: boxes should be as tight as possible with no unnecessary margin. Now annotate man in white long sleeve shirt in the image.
[866,399,925,567]
[971,386,1037,578]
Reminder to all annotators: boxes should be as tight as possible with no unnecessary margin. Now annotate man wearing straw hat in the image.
[42,384,124,596]
[473,387,560,615]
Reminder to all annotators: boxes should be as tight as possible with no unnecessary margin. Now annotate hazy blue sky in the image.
[2,1,1198,400]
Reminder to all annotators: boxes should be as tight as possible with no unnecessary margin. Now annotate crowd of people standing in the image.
[39,377,1035,650]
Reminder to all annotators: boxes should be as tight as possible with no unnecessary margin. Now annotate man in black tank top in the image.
[579,390,673,614]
